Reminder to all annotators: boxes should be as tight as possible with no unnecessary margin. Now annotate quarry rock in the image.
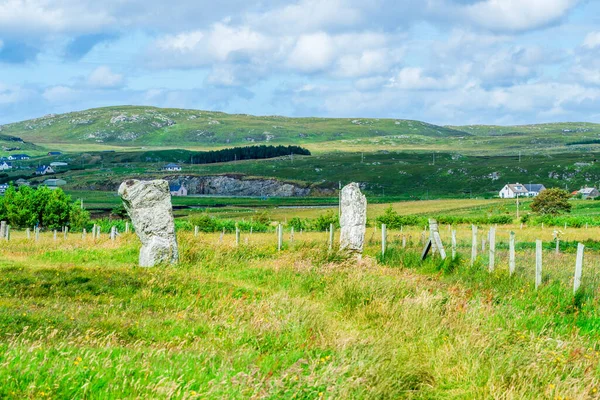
[118,179,179,267]
[167,175,311,197]
[339,183,367,253]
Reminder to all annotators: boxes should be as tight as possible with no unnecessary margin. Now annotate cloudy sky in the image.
[0,0,599,125]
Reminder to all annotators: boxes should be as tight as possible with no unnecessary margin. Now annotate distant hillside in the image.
[448,122,600,137]
[0,106,469,147]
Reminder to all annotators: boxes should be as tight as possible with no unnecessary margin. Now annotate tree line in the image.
[190,145,310,164]
[0,186,90,230]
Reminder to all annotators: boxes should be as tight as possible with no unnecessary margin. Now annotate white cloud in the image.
[583,31,600,49]
[287,32,335,72]
[87,66,124,88]
[461,0,580,32]
[0,82,33,105]
[42,85,79,103]
[0,0,114,36]
[247,0,361,34]
[388,66,469,90]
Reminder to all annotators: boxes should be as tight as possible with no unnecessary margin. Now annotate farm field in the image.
[2,223,600,398]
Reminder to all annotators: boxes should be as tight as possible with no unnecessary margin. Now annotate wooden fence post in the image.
[381,224,387,257]
[509,232,516,276]
[488,227,496,272]
[574,243,584,294]
[471,225,477,266]
[535,240,542,289]
[555,237,560,254]
[278,224,283,251]
[53,230,57,241]
[451,230,457,260]
[82,228,86,240]
[329,223,334,250]
[402,235,407,249]
[125,222,129,234]
[194,226,199,237]
[5,225,9,241]
[291,227,294,243]
[26,228,30,240]
[64,227,68,240]
[433,232,446,260]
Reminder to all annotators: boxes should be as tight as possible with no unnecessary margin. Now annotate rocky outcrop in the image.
[118,179,179,267]
[339,183,367,254]
[166,175,311,197]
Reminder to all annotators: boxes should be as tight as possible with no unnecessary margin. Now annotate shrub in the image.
[530,188,572,215]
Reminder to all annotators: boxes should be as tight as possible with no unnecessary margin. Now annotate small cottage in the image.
[35,165,55,175]
[43,178,67,188]
[169,183,188,197]
[0,161,13,170]
[499,183,546,198]
[8,154,30,161]
[579,187,600,199]
[162,163,182,172]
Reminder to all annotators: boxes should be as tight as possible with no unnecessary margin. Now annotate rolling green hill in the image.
[0,106,468,148]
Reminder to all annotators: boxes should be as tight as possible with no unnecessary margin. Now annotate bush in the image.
[530,188,572,215]
[0,185,85,230]
[188,213,269,233]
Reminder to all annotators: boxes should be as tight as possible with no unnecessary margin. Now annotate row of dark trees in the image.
[0,186,90,230]
[190,145,310,164]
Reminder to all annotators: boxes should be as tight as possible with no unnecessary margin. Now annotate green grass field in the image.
[2,222,600,398]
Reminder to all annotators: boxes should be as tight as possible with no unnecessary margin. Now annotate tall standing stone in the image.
[339,183,367,253]
[118,179,179,267]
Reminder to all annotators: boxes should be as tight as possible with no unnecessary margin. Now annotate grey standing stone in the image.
[0,221,6,238]
[339,183,367,253]
[118,179,179,267]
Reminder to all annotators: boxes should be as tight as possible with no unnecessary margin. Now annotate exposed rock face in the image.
[118,179,179,267]
[339,183,367,253]
[167,175,311,197]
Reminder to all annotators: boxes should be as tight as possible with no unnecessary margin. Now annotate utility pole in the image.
[516,194,520,220]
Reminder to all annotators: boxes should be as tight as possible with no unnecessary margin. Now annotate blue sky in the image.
[0,0,599,125]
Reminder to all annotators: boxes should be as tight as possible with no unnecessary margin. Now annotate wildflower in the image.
[592,387,598,394]
[549,384,555,390]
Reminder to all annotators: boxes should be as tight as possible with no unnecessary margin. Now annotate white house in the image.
[8,154,30,161]
[499,183,546,198]
[169,183,188,197]
[579,187,600,199]
[0,161,13,170]
[499,183,529,199]
[50,162,68,167]
[43,178,67,188]
[35,165,55,175]
[523,184,546,197]
[162,163,182,171]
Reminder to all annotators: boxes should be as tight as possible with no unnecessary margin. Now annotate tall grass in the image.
[1,228,600,398]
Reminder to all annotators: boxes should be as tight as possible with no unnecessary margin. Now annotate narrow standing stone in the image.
[118,179,179,267]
